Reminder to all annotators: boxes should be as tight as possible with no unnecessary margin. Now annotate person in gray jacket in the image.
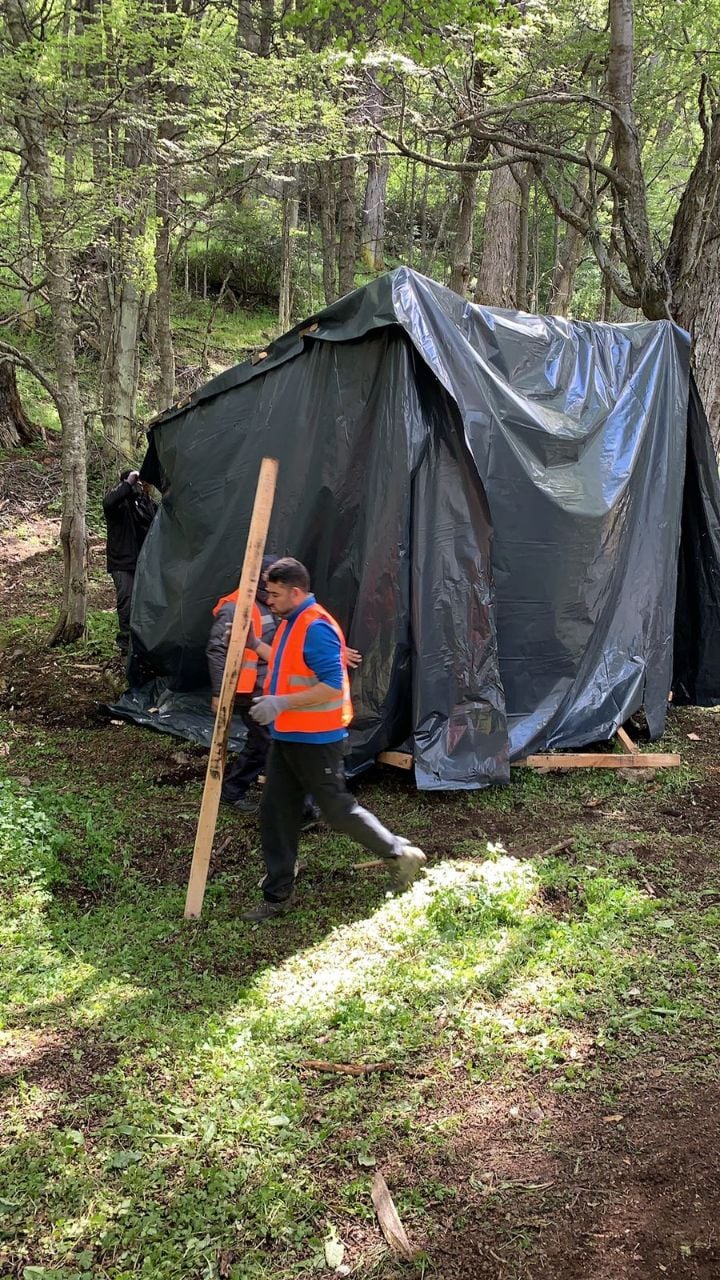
[206,556,280,812]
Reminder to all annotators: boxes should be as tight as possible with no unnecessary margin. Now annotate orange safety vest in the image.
[264,601,352,735]
[212,592,262,694]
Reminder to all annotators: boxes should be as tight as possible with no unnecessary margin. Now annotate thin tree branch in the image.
[0,341,61,410]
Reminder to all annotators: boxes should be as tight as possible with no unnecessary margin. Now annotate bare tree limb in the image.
[0,340,61,410]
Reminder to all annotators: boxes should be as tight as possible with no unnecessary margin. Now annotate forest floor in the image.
[1,448,719,1280]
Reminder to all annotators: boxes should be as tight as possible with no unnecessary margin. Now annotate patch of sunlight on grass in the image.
[237,855,539,1027]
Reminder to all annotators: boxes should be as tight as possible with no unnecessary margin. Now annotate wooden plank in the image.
[371,1171,414,1261]
[616,726,636,753]
[377,750,413,771]
[515,752,680,770]
[184,457,278,919]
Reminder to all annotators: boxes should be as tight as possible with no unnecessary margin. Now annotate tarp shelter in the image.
[116,268,720,789]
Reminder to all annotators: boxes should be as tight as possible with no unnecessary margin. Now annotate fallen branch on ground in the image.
[539,838,575,857]
[299,1060,395,1076]
[371,1170,415,1260]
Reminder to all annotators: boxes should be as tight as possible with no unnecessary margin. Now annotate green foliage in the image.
[1,705,718,1277]
[0,778,68,896]
[182,202,287,306]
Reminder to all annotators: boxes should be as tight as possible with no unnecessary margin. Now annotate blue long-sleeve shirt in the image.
[268,595,346,743]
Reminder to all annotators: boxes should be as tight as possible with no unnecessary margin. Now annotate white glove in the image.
[250,695,290,725]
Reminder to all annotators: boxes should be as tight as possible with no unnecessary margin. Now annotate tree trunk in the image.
[360,141,389,272]
[101,95,153,458]
[607,0,670,318]
[448,165,479,297]
[418,160,430,265]
[474,150,522,307]
[448,130,487,297]
[101,279,142,459]
[6,0,88,645]
[305,169,315,312]
[549,223,584,315]
[259,0,273,56]
[318,161,337,304]
[278,177,299,332]
[0,361,40,449]
[44,233,88,645]
[236,0,259,51]
[338,156,356,298]
[515,166,531,311]
[17,170,35,335]
[673,233,720,449]
[424,202,449,276]
[155,164,176,410]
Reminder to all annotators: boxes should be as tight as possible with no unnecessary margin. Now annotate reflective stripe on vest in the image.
[264,601,352,734]
[212,591,261,694]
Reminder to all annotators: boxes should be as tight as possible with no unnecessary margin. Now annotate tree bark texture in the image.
[673,232,720,450]
[360,141,389,272]
[549,221,584,316]
[318,162,337,304]
[6,0,88,643]
[17,170,35,334]
[236,0,260,51]
[448,165,479,297]
[514,166,531,311]
[0,361,40,449]
[607,0,670,318]
[101,279,142,459]
[338,156,357,298]
[448,129,488,297]
[155,163,176,410]
[259,0,273,56]
[278,177,299,332]
[474,150,522,307]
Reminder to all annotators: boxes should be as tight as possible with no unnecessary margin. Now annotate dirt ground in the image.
[1,455,719,1279]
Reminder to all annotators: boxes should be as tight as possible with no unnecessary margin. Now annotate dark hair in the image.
[267,557,310,592]
[120,468,133,482]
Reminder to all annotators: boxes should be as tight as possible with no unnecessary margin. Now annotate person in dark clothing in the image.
[206,556,280,813]
[103,469,157,655]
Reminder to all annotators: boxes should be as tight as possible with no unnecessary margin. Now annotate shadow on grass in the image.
[0,760,716,1279]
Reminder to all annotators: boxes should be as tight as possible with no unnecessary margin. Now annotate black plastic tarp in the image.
[114,267,720,788]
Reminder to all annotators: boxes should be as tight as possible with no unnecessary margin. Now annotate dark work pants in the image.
[222,698,270,800]
[222,700,315,814]
[260,739,402,902]
[111,570,134,654]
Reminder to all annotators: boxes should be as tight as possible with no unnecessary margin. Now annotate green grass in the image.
[1,724,718,1278]
[0,608,116,655]
[171,295,278,365]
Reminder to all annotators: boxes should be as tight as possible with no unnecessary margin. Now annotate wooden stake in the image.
[616,726,635,753]
[184,457,278,919]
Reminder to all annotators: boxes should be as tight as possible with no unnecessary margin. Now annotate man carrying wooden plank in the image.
[240,557,426,922]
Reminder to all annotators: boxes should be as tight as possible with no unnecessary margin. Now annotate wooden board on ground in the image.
[184,456,278,920]
[377,750,414,770]
[515,751,681,769]
[377,742,681,773]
